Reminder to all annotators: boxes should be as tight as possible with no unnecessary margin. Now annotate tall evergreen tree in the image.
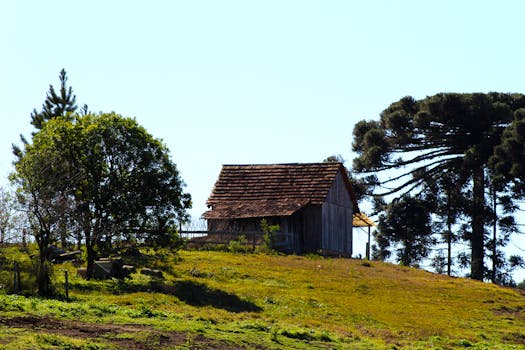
[432,170,469,276]
[31,69,78,129]
[486,183,520,284]
[12,69,82,159]
[353,93,525,280]
[491,108,525,196]
[373,194,435,266]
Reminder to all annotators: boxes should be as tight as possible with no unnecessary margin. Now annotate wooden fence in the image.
[0,259,34,294]
[180,230,289,250]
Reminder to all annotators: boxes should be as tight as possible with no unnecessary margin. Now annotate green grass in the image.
[1,249,525,349]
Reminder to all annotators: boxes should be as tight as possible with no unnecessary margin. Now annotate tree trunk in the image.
[59,222,68,249]
[446,189,452,276]
[447,222,452,276]
[37,258,52,296]
[76,232,82,251]
[37,238,52,296]
[85,242,96,280]
[471,166,485,280]
[22,229,27,249]
[492,188,497,283]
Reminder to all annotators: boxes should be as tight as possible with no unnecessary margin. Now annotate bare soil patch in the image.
[0,315,241,349]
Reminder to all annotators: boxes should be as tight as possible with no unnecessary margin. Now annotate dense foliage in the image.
[353,93,525,281]
[492,109,525,196]
[374,195,435,266]
[13,113,191,282]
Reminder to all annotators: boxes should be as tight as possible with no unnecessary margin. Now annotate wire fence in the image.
[180,230,290,251]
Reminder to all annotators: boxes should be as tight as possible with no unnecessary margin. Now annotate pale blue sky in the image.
[2,1,525,265]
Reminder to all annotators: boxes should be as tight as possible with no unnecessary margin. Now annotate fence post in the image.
[64,270,69,301]
[13,261,21,293]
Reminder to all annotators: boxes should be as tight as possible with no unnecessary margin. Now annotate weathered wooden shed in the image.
[203,163,361,255]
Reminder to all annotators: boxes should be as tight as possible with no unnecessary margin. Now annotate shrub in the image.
[280,328,333,342]
[228,235,250,253]
[260,219,280,253]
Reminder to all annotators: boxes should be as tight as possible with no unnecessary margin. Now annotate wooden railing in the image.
[180,230,290,249]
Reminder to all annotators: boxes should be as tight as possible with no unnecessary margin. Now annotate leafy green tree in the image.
[0,186,26,245]
[12,142,77,295]
[10,69,85,295]
[353,93,525,280]
[14,113,191,279]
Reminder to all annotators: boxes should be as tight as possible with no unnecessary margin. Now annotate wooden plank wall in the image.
[289,214,303,253]
[321,171,354,255]
[300,206,322,253]
[286,206,322,254]
[207,217,298,252]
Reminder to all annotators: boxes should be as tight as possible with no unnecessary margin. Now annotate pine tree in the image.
[31,69,78,130]
[12,69,84,160]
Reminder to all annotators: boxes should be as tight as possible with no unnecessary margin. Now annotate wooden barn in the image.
[203,162,363,255]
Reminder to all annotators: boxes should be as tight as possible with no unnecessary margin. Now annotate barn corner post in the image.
[366,226,371,261]
[352,213,376,261]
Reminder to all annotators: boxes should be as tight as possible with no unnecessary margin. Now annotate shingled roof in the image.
[203,163,359,219]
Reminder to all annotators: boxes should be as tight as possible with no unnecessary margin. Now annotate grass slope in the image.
[1,249,525,349]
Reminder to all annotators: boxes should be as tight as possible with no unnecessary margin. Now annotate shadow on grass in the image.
[69,278,261,313]
[171,280,262,313]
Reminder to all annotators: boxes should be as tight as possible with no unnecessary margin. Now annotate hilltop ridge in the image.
[1,250,525,349]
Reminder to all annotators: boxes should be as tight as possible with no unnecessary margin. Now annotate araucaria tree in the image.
[14,113,191,279]
[353,93,525,280]
[492,108,525,197]
[374,195,435,266]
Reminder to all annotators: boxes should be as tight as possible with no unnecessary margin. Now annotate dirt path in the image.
[0,315,241,349]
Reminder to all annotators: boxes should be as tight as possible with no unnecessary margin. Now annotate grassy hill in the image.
[1,249,525,349]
